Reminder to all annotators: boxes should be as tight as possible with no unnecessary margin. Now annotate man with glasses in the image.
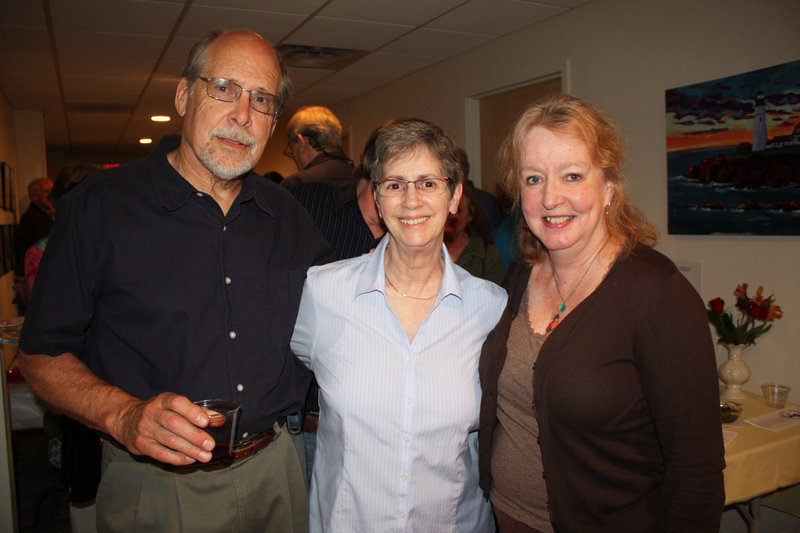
[18,29,330,532]
[281,106,359,190]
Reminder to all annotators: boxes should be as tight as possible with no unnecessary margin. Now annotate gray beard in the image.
[200,127,257,180]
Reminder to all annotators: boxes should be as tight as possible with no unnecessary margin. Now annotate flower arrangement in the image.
[707,283,783,346]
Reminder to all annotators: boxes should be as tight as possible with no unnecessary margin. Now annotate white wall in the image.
[335,0,800,395]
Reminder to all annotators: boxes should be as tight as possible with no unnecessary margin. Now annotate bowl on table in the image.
[720,401,743,424]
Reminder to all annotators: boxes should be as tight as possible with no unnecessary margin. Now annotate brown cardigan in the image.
[478,245,725,532]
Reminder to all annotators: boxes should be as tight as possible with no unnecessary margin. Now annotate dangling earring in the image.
[605,202,611,216]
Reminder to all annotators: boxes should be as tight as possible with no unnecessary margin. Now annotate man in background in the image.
[281,105,358,189]
[15,178,54,276]
[18,29,329,532]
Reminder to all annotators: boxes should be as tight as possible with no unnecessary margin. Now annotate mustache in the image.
[211,126,254,147]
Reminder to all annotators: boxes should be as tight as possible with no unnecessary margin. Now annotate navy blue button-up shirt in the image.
[20,136,332,438]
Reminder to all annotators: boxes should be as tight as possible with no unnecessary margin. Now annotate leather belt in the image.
[106,417,287,472]
[219,416,287,465]
[303,412,319,433]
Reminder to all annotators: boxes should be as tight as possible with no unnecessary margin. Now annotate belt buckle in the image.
[286,411,303,435]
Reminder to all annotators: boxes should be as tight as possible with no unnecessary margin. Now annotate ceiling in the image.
[0,0,591,162]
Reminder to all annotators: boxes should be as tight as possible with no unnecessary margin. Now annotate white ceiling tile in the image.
[192,0,327,15]
[177,6,308,42]
[50,0,184,35]
[287,67,336,91]
[428,0,566,35]
[62,76,146,106]
[139,77,182,107]
[317,0,465,26]
[67,111,129,143]
[381,27,494,58]
[0,27,51,55]
[293,83,366,108]
[0,52,57,77]
[155,38,197,77]
[345,52,440,77]
[523,0,593,8]
[322,69,396,91]
[56,30,167,61]
[59,54,159,79]
[285,17,412,51]
[0,71,60,111]
[0,2,46,28]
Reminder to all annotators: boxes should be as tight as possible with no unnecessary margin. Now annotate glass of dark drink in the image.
[193,399,241,460]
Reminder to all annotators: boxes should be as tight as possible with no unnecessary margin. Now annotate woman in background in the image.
[445,180,505,285]
[292,118,507,532]
[479,94,724,532]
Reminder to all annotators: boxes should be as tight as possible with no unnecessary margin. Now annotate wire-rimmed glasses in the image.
[374,177,452,197]
[198,77,283,116]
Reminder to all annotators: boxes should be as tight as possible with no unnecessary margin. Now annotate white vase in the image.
[718,344,750,399]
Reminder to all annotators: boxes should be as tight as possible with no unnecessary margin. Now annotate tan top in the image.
[490,287,553,532]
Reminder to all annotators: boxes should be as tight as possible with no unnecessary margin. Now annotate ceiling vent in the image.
[277,44,367,71]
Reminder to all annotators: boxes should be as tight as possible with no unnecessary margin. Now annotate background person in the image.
[478,94,724,532]
[23,161,100,533]
[15,177,55,277]
[17,29,330,532]
[281,105,358,189]
[444,180,505,285]
[291,118,507,532]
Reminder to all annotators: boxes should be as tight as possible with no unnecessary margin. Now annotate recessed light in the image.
[139,138,153,144]
[151,115,170,122]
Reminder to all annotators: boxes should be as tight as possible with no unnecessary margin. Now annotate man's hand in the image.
[17,351,219,466]
[112,393,216,465]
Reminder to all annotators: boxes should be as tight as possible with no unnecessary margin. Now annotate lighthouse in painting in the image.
[752,92,767,151]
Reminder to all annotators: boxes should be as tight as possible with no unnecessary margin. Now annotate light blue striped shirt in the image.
[292,235,507,533]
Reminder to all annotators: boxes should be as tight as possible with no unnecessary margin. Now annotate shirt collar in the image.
[151,135,272,216]
[354,235,463,303]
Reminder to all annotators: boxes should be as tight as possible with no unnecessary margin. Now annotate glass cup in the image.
[761,383,791,409]
[193,399,241,460]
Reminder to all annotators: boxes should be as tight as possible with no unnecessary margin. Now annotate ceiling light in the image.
[139,138,153,144]
[151,115,170,122]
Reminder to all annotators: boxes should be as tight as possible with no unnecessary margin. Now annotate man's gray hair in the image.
[287,106,343,153]
[180,29,292,115]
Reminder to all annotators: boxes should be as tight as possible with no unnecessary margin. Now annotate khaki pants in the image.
[97,421,308,533]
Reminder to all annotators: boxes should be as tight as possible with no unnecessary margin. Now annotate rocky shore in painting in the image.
[684,147,800,190]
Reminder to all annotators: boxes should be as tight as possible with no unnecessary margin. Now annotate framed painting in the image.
[666,59,800,235]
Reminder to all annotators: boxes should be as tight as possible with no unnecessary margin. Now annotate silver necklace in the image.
[546,239,608,333]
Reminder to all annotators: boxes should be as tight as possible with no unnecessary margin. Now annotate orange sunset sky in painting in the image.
[666,122,796,152]
[665,59,800,153]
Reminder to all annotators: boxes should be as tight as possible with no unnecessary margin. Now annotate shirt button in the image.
[237,384,244,392]
[403,436,410,443]
[225,277,231,285]
[406,397,412,404]
[399,512,405,518]
[242,432,249,439]
[195,192,203,197]
[223,225,227,232]
[407,359,413,366]
[401,474,407,481]
[229,331,237,339]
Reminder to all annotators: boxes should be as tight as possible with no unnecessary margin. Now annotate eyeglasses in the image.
[374,177,452,197]
[198,77,283,116]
